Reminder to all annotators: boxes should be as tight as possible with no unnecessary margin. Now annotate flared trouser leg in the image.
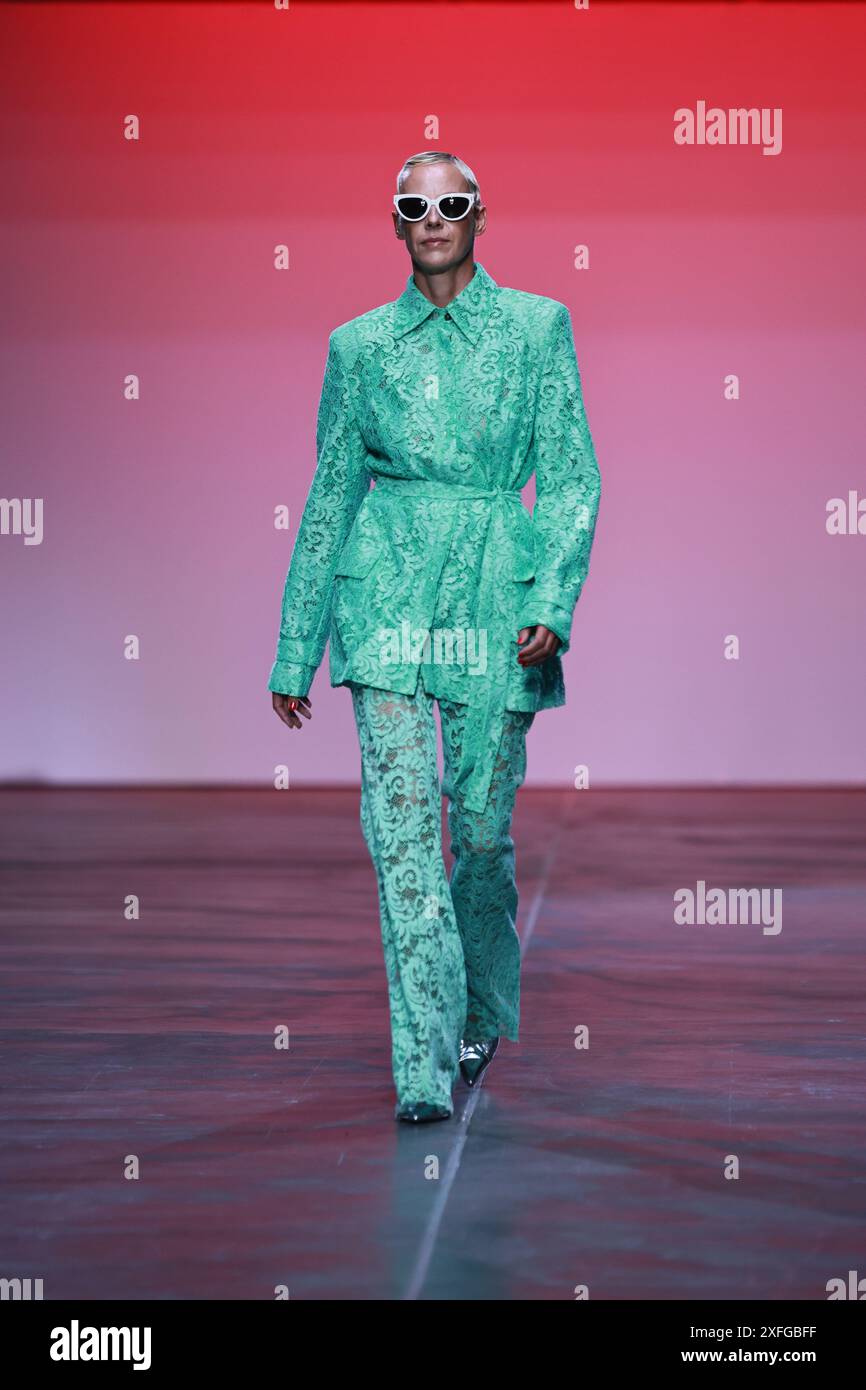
[350,681,534,1107]
[439,696,535,1044]
[350,682,467,1110]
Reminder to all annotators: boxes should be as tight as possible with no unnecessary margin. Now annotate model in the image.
[268,150,601,1124]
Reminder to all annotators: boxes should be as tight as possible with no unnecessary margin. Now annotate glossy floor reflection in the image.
[0,787,864,1300]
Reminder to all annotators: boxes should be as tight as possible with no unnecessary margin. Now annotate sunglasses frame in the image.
[393,191,478,223]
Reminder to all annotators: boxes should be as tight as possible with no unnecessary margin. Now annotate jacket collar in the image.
[390,261,497,346]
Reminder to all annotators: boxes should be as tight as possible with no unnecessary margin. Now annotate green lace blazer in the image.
[267,260,601,813]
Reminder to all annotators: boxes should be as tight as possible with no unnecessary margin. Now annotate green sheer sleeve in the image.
[267,332,371,695]
[518,303,601,656]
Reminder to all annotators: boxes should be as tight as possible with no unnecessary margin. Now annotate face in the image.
[392,161,486,275]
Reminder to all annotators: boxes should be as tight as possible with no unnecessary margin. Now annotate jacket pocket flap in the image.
[334,538,378,578]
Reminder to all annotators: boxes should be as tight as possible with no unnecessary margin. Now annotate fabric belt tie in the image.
[371,476,525,815]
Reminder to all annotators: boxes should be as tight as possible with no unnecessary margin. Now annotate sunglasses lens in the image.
[396,196,429,221]
[439,195,473,220]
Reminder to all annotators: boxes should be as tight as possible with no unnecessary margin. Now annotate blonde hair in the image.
[395,151,481,204]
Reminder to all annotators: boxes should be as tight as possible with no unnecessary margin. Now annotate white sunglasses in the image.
[393,192,477,222]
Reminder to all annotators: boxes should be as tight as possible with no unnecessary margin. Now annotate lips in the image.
[422,238,448,246]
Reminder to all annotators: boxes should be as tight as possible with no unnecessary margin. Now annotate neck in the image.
[411,253,476,308]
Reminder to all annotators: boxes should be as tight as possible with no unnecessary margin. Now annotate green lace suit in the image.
[268,261,601,1110]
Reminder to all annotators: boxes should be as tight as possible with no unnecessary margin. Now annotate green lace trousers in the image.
[349,678,535,1110]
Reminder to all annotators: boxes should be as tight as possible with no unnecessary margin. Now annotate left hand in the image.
[516,625,561,667]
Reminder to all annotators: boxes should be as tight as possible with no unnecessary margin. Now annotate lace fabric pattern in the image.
[267,260,601,709]
[350,677,534,1111]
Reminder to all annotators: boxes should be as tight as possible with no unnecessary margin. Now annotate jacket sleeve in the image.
[519,302,601,656]
[267,331,371,695]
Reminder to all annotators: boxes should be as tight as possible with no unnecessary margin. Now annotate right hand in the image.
[272,693,312,730]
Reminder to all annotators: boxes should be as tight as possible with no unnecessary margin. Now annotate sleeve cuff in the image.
[517,600,575,656]
[267,660,316,697]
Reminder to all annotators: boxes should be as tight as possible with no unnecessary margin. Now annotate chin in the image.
[414,246,461,273]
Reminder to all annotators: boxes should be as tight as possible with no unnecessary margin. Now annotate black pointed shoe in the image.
[395,1100,452,1124]
[459,1037,500,1087]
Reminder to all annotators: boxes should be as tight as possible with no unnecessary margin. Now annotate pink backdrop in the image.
[2,1,865,787]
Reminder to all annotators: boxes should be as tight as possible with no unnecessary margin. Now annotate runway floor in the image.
[1,786,864,1300]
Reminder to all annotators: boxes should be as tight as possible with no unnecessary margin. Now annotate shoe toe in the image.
[459,1037,500,1087]
[395,1101,452,1123]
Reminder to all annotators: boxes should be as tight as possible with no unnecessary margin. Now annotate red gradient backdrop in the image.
[2,1,865,787]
